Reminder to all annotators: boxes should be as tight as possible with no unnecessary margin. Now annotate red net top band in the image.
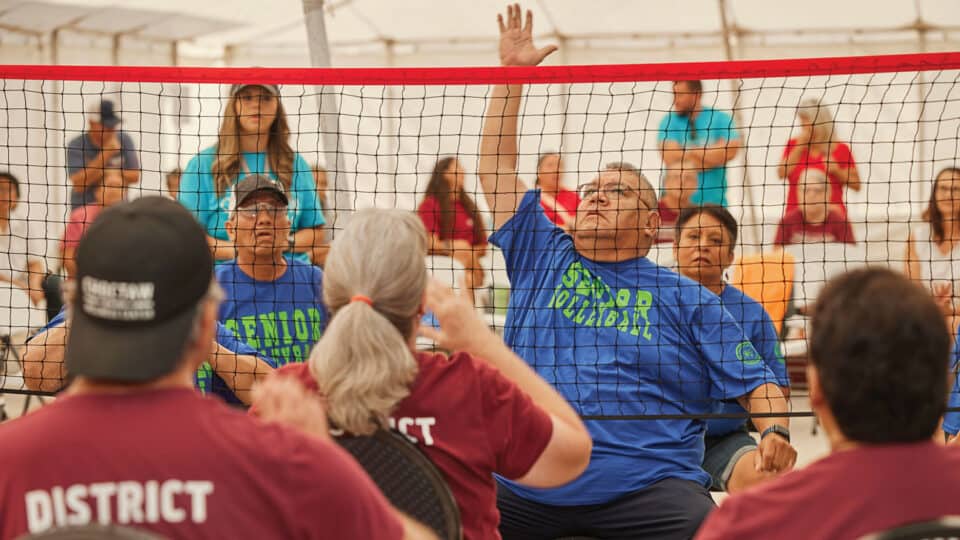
[2,52,959,85]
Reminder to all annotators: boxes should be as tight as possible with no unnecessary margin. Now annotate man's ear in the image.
[807,364,825,410]
[225,215,237,241]
[643,209,662,239]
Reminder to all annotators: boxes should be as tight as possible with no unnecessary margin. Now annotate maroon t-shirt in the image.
[0,388,403,540]
[696,442,960,540]
[274,351,555,540]
[418,195,488,247]
[774,206,855,246]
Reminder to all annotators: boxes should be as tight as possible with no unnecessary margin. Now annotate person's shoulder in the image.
[190,146,218,164]
[117,131,137,145]
[214,259,241,278]
[418,194,439,210]
[288,259,323,279]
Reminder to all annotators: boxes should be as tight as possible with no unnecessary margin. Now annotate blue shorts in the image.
[702,426,757,492]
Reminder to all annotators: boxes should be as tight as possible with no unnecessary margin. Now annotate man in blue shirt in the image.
[21,308,273,406]
[218,175,326,367]
[482,6,794,539]
[65,100,140,209]
[658,80,742,207]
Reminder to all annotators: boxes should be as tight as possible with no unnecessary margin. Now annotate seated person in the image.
[656,164,698,243]
[166,167,182,200]
[22,307,273,406]
[219,175,326,367]
[417,157,488,295]
[258,208,593,540]
[673,205,792,493]
[697,268,960,539]
[61,167,127,278]
[0,197,423,539]
[0,171,56,324]
[774,169,854,246]
[535,152,579,229]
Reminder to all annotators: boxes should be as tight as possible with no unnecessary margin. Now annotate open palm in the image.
[497,4,557,67]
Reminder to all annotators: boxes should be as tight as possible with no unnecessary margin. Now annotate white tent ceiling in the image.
[0,0,958,67]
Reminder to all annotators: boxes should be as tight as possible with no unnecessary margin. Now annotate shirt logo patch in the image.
[736,341,762,365]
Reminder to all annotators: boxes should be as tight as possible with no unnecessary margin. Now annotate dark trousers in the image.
[42,273,63,322]
[497,478,715,540]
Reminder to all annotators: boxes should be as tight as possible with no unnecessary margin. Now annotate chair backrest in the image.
[858,516,960,540]
[17,524,165,540]
[337,429,462,540]
[730,249,796,335]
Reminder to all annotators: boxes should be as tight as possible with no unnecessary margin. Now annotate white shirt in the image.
[0,218,44,284]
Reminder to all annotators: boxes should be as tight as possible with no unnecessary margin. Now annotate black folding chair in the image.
[859,516,960,540]
[17,523,165,539]
[337,429,461,540]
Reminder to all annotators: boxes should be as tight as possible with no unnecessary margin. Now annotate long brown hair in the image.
[424,157,484,242]
[210,90,295,197]
[922,167,960,244]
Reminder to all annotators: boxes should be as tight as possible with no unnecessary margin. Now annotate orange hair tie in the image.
[350,294,374,307]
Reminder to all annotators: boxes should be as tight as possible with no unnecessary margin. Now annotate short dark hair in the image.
[675,204,738,251]
[809,268,950,444]
[674,80,703,94]
[0,171,21,198]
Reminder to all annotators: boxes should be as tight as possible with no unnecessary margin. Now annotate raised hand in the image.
[497,3,557,67]
[252,375,330,442]
[417,279,494,353]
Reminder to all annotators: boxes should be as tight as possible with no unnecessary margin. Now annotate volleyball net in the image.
[0,52,958,420]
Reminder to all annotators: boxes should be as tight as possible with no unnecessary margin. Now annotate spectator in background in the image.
[0,172,52,321]
[482,8,792,537]
[659,80,741,207]
[61,168,127,278]
[774,169,855,246]
[696,268,960,540]
[656,165,699,243]
[536,152,579,230]
[260,208,592,540]
[310,164,331,267]
[0,197,419,539]
[673,205,792,493]
[905,167,960,317]
[179,84,325,263]
[777,98,861,217]
[65,99,140,209]
[166,168,182,200]
[418,157,488,294]
[220,176,325,367]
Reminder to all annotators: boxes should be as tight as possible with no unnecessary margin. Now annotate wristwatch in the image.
[761,425,791,443]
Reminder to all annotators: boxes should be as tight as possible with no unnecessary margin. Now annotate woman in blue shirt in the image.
[178,83,325,263]
[673,204,792,493]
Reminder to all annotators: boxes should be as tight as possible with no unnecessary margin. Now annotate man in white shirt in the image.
[0,172,49,331]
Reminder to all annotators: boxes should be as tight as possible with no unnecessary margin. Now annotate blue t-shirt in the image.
[706,285,790,436]
[658,106,739,207]
[490,190,773,505]
[942,331,960,435]
[216,259,326,367]
[178,147,325,264]
[32,310,267,405]
[65,131,140,209]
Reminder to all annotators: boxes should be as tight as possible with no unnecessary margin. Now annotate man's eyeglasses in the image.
[236,203,287,220]
[577,183,648,208]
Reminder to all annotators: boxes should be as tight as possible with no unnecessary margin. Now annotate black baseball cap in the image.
[66,197,214,382]
[88,99,121,129]
[232,175,289,209]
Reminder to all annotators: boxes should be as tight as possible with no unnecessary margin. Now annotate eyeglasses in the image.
[236,203,287,220]
[577,183,648,208]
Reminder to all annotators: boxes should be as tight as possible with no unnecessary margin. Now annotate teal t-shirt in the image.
[658,106,740,207]
[178,147,325,264]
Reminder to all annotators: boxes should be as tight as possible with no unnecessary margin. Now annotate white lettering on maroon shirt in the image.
[387,416,437,446]
[24,480,213,533]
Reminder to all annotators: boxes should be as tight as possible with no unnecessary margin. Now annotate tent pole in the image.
[717,0,760,253]
[302,0,350,230]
